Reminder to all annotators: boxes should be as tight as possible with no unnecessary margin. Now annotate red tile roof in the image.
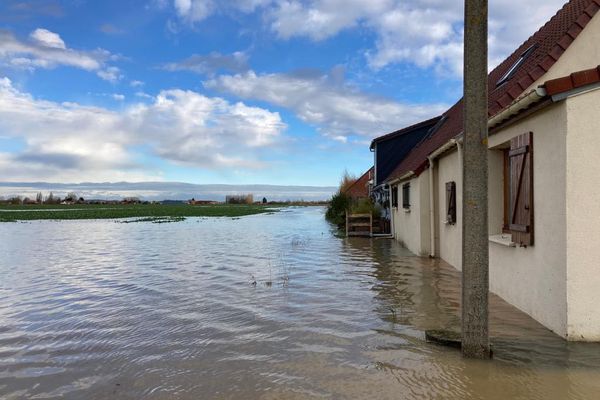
[488,0,600,116]
[545,65,600,95]
[386,0,600,183]
[345,167,373,199]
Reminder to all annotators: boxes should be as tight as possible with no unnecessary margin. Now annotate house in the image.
[344,167,374,201]
[370,117,442,206]
[367,117,442,234]
[384,0,600,340]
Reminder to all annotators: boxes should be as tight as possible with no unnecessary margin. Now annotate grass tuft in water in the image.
[119,216,186,224]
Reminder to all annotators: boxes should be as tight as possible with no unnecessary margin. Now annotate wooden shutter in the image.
[508,132,534,246]
[446,181,456,224]
[402,183,410,209]
[391,186,398,208]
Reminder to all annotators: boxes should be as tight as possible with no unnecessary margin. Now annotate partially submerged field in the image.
[0,203,278,222]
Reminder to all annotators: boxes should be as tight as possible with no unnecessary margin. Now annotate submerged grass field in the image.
[0,203,278,222]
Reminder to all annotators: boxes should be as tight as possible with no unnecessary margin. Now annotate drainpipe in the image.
[457,139,464,218]
[388,184,395,237]
[427,156,436,257]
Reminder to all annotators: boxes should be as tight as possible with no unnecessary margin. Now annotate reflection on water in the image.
[1,207,599,399]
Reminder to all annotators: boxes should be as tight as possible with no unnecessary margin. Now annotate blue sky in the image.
[0,0,566,186]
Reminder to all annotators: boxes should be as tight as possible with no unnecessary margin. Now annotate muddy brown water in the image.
[1,207,599,399]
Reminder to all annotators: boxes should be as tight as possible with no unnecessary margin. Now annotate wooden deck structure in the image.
[346,213,373,237]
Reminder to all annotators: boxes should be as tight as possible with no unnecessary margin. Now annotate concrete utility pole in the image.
[462,0,491,359]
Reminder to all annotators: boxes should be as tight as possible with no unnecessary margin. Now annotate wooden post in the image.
[346,211,349,237]
[462,0,491,358]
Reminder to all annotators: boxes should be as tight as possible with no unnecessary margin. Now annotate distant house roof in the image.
[369,116,442,150]
[386,0,600,183]
[345,167,373,199]
[371,117,442,187]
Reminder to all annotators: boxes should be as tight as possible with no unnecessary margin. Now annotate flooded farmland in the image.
[1,207,599,399]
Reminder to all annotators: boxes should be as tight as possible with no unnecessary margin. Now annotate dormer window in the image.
[496,45,537,87]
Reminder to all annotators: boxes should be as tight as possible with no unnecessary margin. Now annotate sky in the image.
[0,0,567,186]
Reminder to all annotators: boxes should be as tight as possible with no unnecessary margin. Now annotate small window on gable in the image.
[391,185,398,208]
[446,181,456,225]
[496,45,537,87]
[504,132,534,246]
[402,183,411,209]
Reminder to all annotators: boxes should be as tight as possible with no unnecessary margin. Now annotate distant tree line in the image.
[226,194,254,204]
[0,192,144,205]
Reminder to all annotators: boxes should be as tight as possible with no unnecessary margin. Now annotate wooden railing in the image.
[346,213,372,237]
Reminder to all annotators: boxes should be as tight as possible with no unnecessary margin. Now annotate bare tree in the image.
[339,169,357,194]
[65,192,78,202]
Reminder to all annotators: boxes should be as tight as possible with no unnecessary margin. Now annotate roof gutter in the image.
[386,171,415,185]
[488,86,547,129]
[428,138,459,162]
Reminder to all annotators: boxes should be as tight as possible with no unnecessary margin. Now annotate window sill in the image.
[403,208,411,213]
[489,234,516,247]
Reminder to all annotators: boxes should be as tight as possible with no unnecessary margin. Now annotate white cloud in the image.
[174,0,214,23]
[162,0,567,76]
[96,66,123,83]
[0,77,286,182]
[135,91,153,99]
[168,0,271,25]
[29,28,66,49]
[112,93,125,101]
[126,89,285,168]
[332,135,347,143]
[162,51,248,76]
[0,28,121,81]
[205,69,447,138]
[269,0,388,41]
[130,80,145,87]
[265,0,567,76]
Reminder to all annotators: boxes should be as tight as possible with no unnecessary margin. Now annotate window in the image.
[391,185,398,208]
[504,132,534,246]
[496,45,537,87]
[446,181,456,224]
[402,183,411,209]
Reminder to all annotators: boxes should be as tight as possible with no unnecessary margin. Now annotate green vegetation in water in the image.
[351,197,380,218]
[119,216,186,224]
[0,203,278,222]
[325,192,351,226]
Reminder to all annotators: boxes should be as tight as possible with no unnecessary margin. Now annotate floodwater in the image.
[1,207,599,399]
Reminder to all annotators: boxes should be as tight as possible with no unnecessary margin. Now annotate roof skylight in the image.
[496,45,537,87]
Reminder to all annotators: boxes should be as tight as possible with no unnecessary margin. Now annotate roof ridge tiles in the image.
[385,0,599,183]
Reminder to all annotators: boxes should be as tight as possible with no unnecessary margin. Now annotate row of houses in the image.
[348,0,600,340]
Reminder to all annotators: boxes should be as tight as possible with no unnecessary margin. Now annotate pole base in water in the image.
[425,330,462,349]
[425,330,493,358]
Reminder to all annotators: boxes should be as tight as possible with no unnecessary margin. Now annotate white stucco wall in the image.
[564,88,600,340]
[392,172,431,256]
[436,150,463,270]
[488,102,568,337]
